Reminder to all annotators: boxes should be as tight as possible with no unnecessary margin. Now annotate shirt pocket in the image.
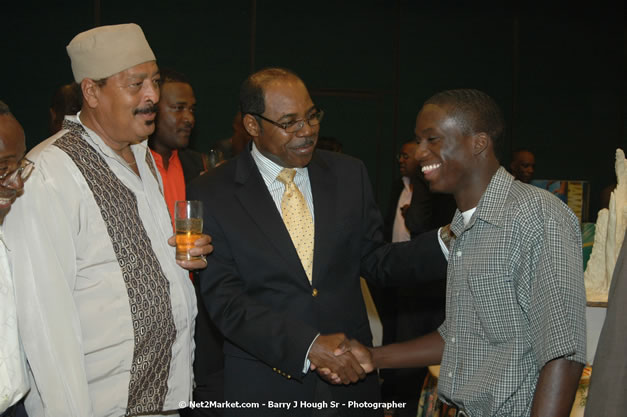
[467,271,519,344]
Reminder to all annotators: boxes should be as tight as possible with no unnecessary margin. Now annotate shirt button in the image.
[451,337,456,343]
[312,288,318,297]
[448,372,453,378]
[456,251,462,257]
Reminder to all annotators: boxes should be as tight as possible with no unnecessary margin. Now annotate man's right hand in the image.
[308,333,366,384]
[316,338,375,384]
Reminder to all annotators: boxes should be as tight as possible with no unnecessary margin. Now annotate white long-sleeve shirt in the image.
[4,114,196,417]
[0,228,29,412]
[391,176,412,243]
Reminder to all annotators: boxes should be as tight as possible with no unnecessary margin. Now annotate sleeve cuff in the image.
[437,227,450,261]
[303,333,321,374]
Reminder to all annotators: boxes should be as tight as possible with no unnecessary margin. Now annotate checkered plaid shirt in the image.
[437,167,587,416]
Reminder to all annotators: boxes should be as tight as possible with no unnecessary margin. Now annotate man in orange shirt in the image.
[149,69,223,417]
[148,69,209,225]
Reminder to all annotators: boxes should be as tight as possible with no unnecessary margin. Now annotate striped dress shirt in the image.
[250,143,315,223]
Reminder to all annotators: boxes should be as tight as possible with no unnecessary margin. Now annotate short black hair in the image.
[512,148,534,158]
[239,67,300,129]
[159,68,191,85]
[0,100,10,115]
[425,89,505,159]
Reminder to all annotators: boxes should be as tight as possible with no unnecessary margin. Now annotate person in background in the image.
[378,139,450,417]
[48,83,82,135]
[0,100,31,417]
[509,148,535,183]
[213,111,252,161]
[311,134,384,351]
[148,68,224,417]
[148,68,209,224]
[383,141,419,242]
[378,141,418,415]
[4,23,212,417]
[584,228,627,417]
[229,111,252,157]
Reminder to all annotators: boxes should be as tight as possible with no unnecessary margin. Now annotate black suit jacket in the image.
[383,178,406,242]
[179,148,209,184]
[187,147,445,416]
[404,171,457,238]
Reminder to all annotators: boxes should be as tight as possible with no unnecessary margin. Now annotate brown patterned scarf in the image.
[55,120,177,415]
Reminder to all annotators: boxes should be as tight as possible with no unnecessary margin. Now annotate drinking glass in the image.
[174,200,203,261]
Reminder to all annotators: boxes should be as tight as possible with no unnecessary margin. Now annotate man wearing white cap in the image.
[4,23,212,417]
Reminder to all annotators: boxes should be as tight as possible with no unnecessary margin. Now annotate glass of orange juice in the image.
[174,200,203,261]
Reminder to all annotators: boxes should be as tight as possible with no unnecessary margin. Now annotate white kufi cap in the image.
[66,23,156,83]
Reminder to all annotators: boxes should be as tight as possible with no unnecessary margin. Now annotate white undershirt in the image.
[437,207,476,260]
[391,176,413,243]
[0,227,29,412]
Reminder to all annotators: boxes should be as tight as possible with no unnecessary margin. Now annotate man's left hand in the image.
[400,204,410,218]
[308,333,366,385]
[168,234,213,270]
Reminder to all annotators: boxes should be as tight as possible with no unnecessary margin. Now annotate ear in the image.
[242,113,260,137]
[81,79,99,109]
[472,132,490,156]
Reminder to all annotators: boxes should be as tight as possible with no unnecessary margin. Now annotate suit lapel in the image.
[234,148,307,282]
[308,152,336,285]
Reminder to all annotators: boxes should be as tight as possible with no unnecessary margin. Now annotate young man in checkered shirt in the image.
[337,89,586,417]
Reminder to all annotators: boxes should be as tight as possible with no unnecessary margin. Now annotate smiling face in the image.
[247,75,318,168]
[0,114,27,221]
[87,61,160,148]
[152,81,196,151]
[414,104,476,198]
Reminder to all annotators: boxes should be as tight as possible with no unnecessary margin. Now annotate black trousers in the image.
[179,275,225,417]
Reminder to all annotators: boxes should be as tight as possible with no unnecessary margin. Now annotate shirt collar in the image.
[451,166,512,236]
[150,149,179,166]
[250,142,308,187]
[67,113,148,164]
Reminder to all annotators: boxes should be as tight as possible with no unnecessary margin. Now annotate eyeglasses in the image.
[250,109,324,133]
[0,157,34,184]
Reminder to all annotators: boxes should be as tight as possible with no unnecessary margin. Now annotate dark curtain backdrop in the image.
[1,0,624,219]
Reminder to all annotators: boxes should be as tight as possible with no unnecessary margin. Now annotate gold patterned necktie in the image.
[277,168,314,283]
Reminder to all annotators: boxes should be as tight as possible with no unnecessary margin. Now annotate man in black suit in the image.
[188,68,445,417]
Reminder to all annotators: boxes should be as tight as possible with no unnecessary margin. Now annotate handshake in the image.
[308,333,376,385]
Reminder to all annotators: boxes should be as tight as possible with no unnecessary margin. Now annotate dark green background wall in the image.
[2,1,624,220]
